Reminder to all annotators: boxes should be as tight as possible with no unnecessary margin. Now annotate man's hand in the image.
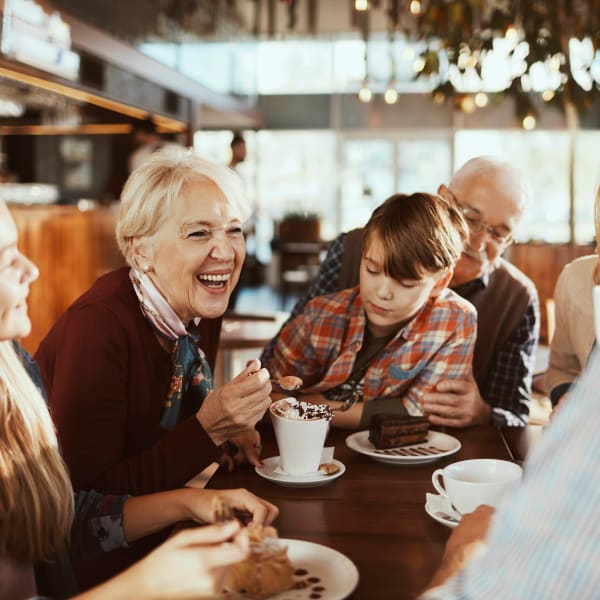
[422,373,490,427]
[427,505,495,590]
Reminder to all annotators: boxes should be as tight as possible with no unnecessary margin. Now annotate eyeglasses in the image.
[446,190,513,245]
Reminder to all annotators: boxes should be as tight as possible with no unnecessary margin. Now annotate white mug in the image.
[432,459,522,514]
[270,398,330,475]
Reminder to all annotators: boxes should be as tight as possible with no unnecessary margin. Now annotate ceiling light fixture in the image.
[355,0,369,11]
[0,63,186,132]
[358,80,373,103]
[384,85,398,104]
[522,113,537,130]
[409,1,421,16]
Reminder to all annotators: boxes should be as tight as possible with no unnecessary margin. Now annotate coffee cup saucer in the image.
[425,492,462,529]
[255,456,345,488]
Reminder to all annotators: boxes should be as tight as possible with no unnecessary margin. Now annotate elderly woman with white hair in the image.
[35,148,272,497]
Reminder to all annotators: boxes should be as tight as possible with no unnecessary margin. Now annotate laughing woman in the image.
[35,148,272,497]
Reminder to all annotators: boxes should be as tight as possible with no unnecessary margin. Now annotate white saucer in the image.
[345,430,461,465]
[255,456,345,487]
[425,492,461,529]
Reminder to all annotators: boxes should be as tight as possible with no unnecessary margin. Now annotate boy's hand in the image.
[422,373,490,427]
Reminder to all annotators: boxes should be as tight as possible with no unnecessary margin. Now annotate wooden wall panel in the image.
[505,242,596,343]
[11,205,124,354]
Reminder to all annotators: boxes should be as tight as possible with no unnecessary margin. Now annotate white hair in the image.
[450,156,532,212]
[116,146,250,266]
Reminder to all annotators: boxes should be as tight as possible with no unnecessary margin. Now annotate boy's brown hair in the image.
[363,192,468,281]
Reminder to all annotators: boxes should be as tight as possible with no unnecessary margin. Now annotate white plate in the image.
[345,430,461,465]
[255,456,346,487]
[227,538,359,600]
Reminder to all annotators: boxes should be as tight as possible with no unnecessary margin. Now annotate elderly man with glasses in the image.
[262,156,539,428]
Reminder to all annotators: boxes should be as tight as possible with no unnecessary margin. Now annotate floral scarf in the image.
[129,269,213,429]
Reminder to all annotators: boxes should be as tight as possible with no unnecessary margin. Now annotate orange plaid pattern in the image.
[267,286,477,415]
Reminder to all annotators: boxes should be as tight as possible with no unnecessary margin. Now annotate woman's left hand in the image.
[182,487,279,527]
[220,429,264,472]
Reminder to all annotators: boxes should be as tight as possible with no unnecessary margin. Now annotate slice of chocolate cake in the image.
[368,414,430,449]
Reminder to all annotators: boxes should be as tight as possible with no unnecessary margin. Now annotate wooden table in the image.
[209,424,515,600]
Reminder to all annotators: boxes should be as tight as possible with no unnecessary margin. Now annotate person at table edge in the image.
[421,346,600,598]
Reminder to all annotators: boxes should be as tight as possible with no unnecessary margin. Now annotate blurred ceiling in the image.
[49,0,394,43]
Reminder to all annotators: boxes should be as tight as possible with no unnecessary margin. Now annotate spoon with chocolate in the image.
[271,375,303,393]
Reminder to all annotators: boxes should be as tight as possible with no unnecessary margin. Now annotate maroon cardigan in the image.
[35,267,222,496]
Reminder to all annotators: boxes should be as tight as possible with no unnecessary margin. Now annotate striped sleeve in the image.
[421,349,600,599]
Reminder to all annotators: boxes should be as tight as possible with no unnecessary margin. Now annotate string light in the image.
[384,85,398,104]
[522,113,537,130]
[474,92,489,107]
[358,81,373,102]
[542,89,555,101]
[460,95,476,113]
[409,1,421,16]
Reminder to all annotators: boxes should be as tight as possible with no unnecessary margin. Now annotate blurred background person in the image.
[128,118,182,174]
[228,131,247,171]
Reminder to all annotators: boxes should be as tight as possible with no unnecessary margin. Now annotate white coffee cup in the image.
[270,398,330,475]
[431,459,522,514]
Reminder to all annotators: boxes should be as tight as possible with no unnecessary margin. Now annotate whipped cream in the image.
[272,398,333,421]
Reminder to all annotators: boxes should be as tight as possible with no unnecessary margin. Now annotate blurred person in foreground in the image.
[262,156,539,428]
[0,199,278,600]
[421,346,600,599]
[264,192,477,428]
[545,185,600,408]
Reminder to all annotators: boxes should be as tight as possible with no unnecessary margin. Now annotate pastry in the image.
[227,523,294,599]
[211,496,294,600]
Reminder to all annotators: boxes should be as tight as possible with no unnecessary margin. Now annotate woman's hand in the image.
[197,359,272,446]
[179,487,279,527]
[122,486,278,544]
[76,521,248,600]
[219,429,265,471]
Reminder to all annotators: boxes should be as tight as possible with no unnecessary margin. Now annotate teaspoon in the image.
[271,375,303,392]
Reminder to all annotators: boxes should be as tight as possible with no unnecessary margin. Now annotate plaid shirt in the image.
[262,231,539,426]
[265,286,477,415]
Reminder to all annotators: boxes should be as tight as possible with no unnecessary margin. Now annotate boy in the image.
[264,192,477,429]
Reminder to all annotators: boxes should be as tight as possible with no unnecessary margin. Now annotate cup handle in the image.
[432,468,449,499]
